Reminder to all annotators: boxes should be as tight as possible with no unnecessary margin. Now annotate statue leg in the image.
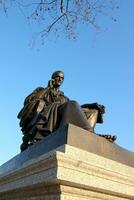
[58,101,93,131]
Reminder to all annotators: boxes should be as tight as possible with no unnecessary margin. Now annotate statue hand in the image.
[96,103,105,114]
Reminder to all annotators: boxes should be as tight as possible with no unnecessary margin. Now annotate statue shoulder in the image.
[59,90,64,95]
[59,90,69,101]
[24,87,46,105]
[33,87,45,93]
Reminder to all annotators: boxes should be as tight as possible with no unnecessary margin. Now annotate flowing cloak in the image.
[17,86,69,135]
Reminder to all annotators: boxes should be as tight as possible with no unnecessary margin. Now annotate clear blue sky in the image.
[0,0,134,165]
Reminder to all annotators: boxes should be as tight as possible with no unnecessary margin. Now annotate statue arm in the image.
[17,87,47,125]
[17,87,44,118]
[24,87,44,105]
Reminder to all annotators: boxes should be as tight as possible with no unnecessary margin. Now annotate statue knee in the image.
[67,100,80,108]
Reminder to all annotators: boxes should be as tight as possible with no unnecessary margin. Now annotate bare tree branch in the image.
[0,0,118,43]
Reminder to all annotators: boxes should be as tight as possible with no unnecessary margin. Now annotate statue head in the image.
[51,71,64,88]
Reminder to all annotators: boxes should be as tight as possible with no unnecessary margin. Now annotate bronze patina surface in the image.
[18,71,114,152]
[18,71,116,151]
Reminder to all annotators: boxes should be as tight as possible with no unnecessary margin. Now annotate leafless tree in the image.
[0,0,118,42]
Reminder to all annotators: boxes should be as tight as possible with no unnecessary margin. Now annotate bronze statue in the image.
[18,71,116,151]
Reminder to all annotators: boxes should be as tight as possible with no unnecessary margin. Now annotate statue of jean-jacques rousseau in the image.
[18,71,116,152]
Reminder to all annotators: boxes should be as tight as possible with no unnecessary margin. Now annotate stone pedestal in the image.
[0,124,134,199]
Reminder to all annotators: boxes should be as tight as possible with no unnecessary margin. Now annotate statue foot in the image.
[97,134,117,142]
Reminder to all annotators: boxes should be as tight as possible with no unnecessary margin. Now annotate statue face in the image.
[53,73,64,87]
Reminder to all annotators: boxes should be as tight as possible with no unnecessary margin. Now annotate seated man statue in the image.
[18,71,116,151]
